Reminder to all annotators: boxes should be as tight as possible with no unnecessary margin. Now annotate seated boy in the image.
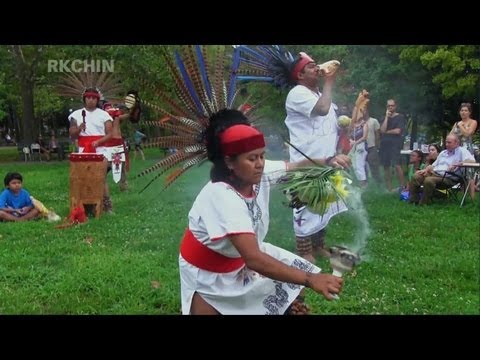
[400,150,425,201]
[0,172,39,222]
[407,150,425,182]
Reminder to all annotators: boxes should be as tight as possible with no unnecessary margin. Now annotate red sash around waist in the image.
[78,136,103,153]
[180,228,245,273]
[104,138,125,147]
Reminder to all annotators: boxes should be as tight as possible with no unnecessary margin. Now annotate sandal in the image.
[285,295,311,315]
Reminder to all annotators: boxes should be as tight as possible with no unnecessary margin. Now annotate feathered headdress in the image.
[234,45,296,89]
[56,71,124,104]
[235,45,340,89]
[136,45,248,192]
[56,71,142,122]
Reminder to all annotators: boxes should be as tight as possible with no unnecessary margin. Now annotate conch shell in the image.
[124,94,137,109]
[317,60,340,77]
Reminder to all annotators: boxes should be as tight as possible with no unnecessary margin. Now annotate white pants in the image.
[350,143,368,181]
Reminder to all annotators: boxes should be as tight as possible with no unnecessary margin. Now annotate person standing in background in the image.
[134,128,147,161]
[364,107,381,184]
[379,99,406,192]
[450,102,477,155]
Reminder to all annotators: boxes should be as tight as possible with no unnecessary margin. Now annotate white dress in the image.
[179,160,321,315]
[285,85,347,236]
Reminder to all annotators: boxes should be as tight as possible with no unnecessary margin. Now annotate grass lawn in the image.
[0,146,21,162]
[0,148,478,314]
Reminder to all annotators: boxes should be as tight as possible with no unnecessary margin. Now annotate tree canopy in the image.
[0,45,478,145]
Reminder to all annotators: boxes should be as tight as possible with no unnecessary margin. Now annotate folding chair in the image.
[30,143,42,161]
[459,165,480,207]
[436,171,467,204]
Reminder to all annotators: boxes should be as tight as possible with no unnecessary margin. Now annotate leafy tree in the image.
[239,45,477,146]
[398,45,480,141]
[0,72,8,122]
[4,44,476,149]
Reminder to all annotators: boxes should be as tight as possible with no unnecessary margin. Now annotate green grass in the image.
[0,149,478,314]
[0,146,20,162]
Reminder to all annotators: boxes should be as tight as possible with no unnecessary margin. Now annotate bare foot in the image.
[287,297,311,315]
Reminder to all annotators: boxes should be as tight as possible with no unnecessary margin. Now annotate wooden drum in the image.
[69,153,106,218]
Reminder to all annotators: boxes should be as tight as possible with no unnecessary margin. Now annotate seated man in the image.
[409,134,475,205]
[49,132,60,157]
[5,133,15,145]
[36,135,50,161]
[0,172,39,222]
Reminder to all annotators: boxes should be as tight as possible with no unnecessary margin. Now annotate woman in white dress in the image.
[179,109,347,315]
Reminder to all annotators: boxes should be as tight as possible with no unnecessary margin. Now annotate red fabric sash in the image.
[180,228,245,273]
[78,136,103,153]
[104,138,124,147]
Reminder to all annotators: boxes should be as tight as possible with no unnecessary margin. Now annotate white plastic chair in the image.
[22,147,31,162]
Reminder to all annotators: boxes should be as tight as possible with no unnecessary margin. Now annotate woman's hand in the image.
[307,273,343,300]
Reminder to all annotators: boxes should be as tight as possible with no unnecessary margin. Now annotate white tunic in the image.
[69,107,113,157]
[179,160,321,315]
[285,85,347,236]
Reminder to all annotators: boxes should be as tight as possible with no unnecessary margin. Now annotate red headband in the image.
[290,52,315,81]
[220,125,265,156]
[83,91,100,99]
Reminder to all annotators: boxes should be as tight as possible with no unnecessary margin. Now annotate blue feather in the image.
[236,45,271,63]
[236,45,296,89]
[195,45,212,101]
[175,51,203,114]
[227,47,241,107]
[237,76,274,82]
[239,57,270,70]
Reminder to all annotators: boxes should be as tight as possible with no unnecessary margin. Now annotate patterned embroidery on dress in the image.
[291,258,315,272]
[245,198,262,227]
[285,258,316,290]
[230,183,262,228]
[236,266,257,286]
[262,280,289,315]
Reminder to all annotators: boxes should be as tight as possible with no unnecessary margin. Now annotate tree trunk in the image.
[20,77,35,143]
[10,45,42,144]
[7,103,20,140]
